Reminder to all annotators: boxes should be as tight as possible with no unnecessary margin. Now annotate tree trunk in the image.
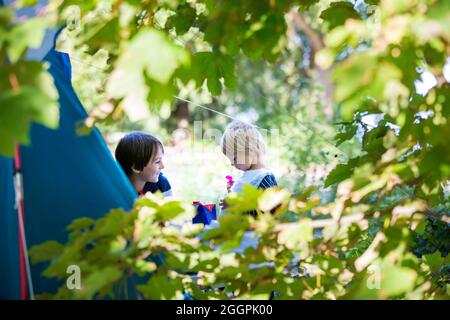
[286,9,334,120]
[174,100,189,130]
[171,100,190,146]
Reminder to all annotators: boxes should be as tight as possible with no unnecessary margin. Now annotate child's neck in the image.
[246,163,265,171]
[129,174,146,193]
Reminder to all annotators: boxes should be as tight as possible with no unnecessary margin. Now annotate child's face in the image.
[139,146,165,183]
[227,150,255,171]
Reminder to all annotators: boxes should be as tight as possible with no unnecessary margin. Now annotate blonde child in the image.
[220,121,277,213]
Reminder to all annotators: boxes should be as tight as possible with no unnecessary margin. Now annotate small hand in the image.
[219,198,229,210]
[225,175,234,192]
[226,180,233,192]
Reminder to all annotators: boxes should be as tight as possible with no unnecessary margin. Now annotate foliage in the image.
[3,0,450,300]
[0,6,58,155]
[413,217,450,258]
[30,187,449,299]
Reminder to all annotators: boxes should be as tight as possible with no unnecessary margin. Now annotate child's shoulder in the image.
[240,168,277,190]
[257,171,277,190]
[143,172,172,195]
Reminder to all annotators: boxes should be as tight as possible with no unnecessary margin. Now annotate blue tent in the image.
[0,1,136,299]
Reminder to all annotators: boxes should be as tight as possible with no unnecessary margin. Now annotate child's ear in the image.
[131,166,141,174]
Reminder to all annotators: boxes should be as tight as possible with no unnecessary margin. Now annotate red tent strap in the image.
[14,146,28,300]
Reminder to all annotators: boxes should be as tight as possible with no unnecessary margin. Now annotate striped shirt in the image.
[231,168,278,193]
[258,174,278,190]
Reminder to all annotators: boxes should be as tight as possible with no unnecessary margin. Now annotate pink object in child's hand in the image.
[225,175,234,193]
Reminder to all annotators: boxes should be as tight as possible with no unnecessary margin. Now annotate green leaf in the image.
[0,7,14,27]
[324,156,361,187]
[66,217,96,232]
[165,4,197,35]
[0,60,59,155]
[320,1,361,30]
[6,17,47,63]
[126,29,189,84]
[78,267,122,299]
[381,265,417,297]
[423,251,444,273]
[362,121,388,155]
[133,259,157,276]
[202,211,249,247]
[156,201,186,221]
[241,13,286,61]
[189,51,236,95]
[278,219,313,250]
[0,73,59,156]
[427,1,450,39]
[94,208,133,237]
[145,77,175,109]
[297,0,320,9]
[16,0,39,6]
[296,185,319,201]
[83,16,121,53]
[107,29,189,117]
[335,122,358,146]
[57,1,98,17]
[29,241,64,264]
[138,274,183,299]
[258,188,290,212]
[333,53,403,120]
[226,184,263,213]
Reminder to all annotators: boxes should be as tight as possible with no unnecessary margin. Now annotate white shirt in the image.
[231,168,274,193]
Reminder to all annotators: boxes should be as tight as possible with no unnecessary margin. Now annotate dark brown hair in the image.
[115,132,163,176]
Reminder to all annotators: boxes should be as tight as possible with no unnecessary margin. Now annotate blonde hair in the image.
[221,121,267,165]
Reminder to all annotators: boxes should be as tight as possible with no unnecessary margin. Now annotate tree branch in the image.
[286,9,334,120]
[273,213,365,232]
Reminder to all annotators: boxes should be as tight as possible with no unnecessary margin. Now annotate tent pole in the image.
[14,146,35,300]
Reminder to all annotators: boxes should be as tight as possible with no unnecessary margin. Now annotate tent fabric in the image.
[0,157,21,299]
[0,47,137,298]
